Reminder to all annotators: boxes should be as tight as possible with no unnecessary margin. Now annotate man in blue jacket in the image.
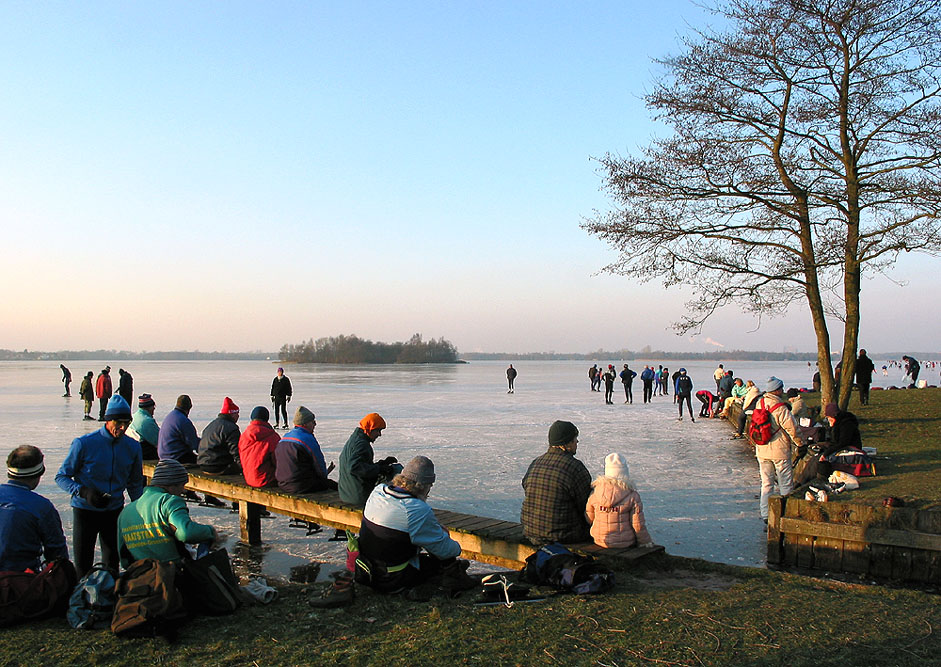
[1,445,69,572]
[275,406,337,493]
[157,395,200,464]
[56,394,144,575]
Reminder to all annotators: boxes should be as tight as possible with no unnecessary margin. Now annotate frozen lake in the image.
[0,358,904,577]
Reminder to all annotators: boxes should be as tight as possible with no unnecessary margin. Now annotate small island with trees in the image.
[278,333,460,364]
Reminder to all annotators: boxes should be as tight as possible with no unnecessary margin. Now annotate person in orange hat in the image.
[197,397,242,476]
[337,413,400,506]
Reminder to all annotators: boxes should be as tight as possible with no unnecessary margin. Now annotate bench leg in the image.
[239,500,263,546]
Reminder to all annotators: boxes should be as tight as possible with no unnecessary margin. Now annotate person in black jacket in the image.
[675,369,695,422]
[817,402,862,481]
[270,367,293,429]
[854,349,875,405]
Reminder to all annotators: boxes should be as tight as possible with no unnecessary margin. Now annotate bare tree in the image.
[584,0,941,408]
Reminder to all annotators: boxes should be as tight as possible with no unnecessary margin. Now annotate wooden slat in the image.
[767,495,784,564]
[812,503,844,572]
[778,518,941,551]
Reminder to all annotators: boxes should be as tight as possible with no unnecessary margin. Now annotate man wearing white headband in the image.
[0,446,69,572]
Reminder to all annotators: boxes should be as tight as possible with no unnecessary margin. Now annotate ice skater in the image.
[506,364,517,393]
[60,364,71,397]
[674,368,694,422]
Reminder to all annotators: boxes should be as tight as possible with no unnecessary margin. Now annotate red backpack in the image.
[748,398,780,446]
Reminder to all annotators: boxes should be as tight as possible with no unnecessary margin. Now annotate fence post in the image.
[767,495,785,565]
[239,500,263,545]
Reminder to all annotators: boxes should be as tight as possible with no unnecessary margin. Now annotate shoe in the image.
[404,583,437,602]
[690,417,695,422]
[805,491,815,501]
[83,415,95,421]
[309,574,354,608]
[439,560,478,594]
[183,490,202,503]
[200,495,226,508]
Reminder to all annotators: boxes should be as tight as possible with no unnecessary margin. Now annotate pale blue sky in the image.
[1,1,937,355]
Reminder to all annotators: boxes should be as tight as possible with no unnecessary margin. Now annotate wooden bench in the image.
[142,463,664,569]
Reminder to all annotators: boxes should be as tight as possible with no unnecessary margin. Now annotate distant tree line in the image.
[463,350,850,362]
[279,334,459,364]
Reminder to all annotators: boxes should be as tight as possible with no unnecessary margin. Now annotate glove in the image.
[79,486,110,508]
[286,396,291,402]
[379,456,398,466]
[378,462,394,477]
[270,396,275,402]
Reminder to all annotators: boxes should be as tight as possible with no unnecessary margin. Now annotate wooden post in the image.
[239,500,263,546]
[767,495,785,564]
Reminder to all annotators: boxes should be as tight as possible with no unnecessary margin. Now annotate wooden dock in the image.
[143,463,665,570]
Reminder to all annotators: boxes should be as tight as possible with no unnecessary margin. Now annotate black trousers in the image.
[274,398,288,425]
[98,397,108,420]
[642,380,653,402]
[858,382,871,405]
[623,384,632,402]
[72,507,122,576]
[677,394,693,417]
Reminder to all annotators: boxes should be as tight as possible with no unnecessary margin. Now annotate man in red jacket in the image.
[95,367,112,422]
[238,406,281,488]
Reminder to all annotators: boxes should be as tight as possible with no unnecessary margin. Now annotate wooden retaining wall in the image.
[767,495,941,583]
[143,464,664,570]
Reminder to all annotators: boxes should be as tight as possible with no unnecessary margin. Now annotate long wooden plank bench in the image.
[142,463,664,569]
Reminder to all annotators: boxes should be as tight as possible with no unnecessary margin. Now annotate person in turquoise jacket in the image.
[117,460,216,568]
[56,394,144,575]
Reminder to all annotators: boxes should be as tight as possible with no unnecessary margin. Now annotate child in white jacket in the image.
[585,453,654,548]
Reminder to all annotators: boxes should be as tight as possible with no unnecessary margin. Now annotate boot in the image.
[439,559,478,594]
[309,573,354,608]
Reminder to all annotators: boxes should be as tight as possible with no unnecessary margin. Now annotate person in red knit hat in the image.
[198,397,242,476]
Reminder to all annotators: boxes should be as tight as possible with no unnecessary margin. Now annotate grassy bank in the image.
[2,390,938,666]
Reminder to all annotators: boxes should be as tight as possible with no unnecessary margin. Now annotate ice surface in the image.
[1,358,883,576]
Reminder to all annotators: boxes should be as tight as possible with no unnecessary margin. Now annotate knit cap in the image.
[138,393,155,409]
[359,413,386,432]
[151,459,189,488]
[401,455,436,486]
[220,397,239,415]
[824,402,839,418]
[766,376,784,392]
[604,453,629,481]
[104,395,132,421]
[548,420,578,447]
[294,406,316,425]
[251,406,270,422]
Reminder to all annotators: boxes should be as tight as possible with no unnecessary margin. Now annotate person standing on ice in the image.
[79,371,95,420]
[270,367,292,429]
[60,364,71,397]
[674,368,694,422]
[619,364,636,403]
[506,364,517,393]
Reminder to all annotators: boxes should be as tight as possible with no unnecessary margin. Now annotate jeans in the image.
[758,457,793,519]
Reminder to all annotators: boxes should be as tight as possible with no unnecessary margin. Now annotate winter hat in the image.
[548,420,579,447]
[7,445,44,479]
[824,402,839,418]
[151,459,189,488]
[104,395,132,421]
[359,413,386,432]
[277,367,284,373]
[766,376,784,392]
[138,393,155,409]
[294,406,316,426]
[604,453,629,481]
[220,397,239,415]
[251,406,270,422]
[679,368,687,374]
[401,455,436,486]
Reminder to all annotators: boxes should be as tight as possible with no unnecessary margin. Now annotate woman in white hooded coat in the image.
[585,453,653,549]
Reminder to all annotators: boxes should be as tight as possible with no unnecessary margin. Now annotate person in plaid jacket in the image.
[520,421,592,545]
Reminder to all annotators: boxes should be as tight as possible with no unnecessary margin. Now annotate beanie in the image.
[220,397,239,415]
[824,402,839,418]
[104,395,132,421]
[294,406,316,425]
[359,413,386,432]
[766,376,784,392]
[251,406,270,422]
[138,393,155,409]
[151,459,189,488]
[548,420,578,447]
[604,453,629,481]
[401,455,436,486]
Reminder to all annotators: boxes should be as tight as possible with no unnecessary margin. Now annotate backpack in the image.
[67,564,118,629]
[748,398,779,446]
[111,559,187,637]
[519,544,615,594]
[177,548,241,615]
[827,448,876,477]
[0,559,77,627]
